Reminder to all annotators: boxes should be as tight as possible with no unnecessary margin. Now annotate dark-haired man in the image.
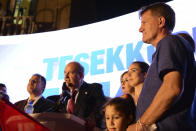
[127,2,195,131]
[15,74,54,114]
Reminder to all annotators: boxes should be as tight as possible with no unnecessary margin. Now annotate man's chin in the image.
[142,39,149,44]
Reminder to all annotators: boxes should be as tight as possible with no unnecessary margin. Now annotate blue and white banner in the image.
[0,0,196,103]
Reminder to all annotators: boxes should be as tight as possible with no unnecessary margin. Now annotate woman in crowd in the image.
[120,71,134,96]
[127,61,149,105]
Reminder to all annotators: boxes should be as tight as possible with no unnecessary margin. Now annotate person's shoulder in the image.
[88,82,102,89]
[166,34,187,44]
[161,34,180,42]
[41,96,55,104]
[83,81,102,88]
[46,95,60,103]
[14,99,27,105]
[167,34,179,39]
[158,34,184,49]
[91,83,102,87]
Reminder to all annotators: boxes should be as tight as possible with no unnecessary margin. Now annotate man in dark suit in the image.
[15,74,54,114]
[50,61,106,129]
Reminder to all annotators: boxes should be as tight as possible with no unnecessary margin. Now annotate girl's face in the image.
[128,63,146,87]
[121,73,132,94]
[105,105,128,131]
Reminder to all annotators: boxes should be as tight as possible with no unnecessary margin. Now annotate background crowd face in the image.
[105,105,128,131]
[27,75,44,96]
[128,63,146,87]
[64,62,83,90]
[139,10,160,45]
[0,86,7,94]
[121,72,132,94]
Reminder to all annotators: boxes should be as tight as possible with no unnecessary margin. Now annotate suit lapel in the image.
[22,99,28,111]
[33,96,44,113]
[74,82,89,114]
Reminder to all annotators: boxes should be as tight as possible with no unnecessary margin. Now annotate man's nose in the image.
[139,25,143,32]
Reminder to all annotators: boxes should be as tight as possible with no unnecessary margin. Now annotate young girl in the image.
[104,95,136,131]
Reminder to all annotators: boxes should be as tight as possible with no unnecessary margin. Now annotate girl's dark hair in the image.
[104,95,136,122]
[120,71,128,81]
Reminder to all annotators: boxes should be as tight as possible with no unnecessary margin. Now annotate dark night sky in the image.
[69,0,172,27]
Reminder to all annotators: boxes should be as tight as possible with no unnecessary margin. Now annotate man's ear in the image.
[79,73,84,84]
[41,85,45,93]
[80,73,84,79]
[159,16,166,28]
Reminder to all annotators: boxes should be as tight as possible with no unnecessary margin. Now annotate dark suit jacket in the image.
[48,81,106,128]
[74,82,105,120]
[47,95,60,103]
[14,96,55,113]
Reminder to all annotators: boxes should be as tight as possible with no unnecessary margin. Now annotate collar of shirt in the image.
[28,95,42,105]
[70,88,79,102]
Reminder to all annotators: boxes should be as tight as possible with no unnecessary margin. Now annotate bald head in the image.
[67,62,84,75]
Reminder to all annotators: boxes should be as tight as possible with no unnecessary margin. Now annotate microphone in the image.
[64,80,74,88]
[61,82,70,96]
[62,82,68,91]
[48,82,70,112]
[60,82,71,104]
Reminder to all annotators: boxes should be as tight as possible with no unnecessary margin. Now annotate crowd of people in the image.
[1,2,196,131]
